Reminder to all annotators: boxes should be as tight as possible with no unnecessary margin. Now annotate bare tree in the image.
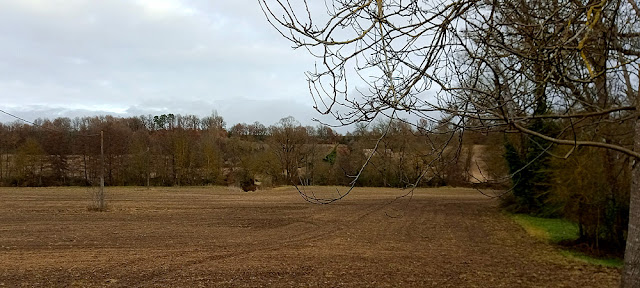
[268,116,308,184]
[259,0,640,286]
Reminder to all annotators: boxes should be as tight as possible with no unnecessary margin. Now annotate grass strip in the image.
[510,213,623,268]
[511,214,579,243]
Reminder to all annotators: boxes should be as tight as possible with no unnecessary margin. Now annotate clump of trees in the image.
[550,147,630,254]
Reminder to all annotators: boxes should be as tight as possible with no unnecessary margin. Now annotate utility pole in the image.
[99,130,105,210]
[146,146,150,189]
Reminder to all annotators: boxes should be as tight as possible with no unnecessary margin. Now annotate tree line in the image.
[0,113,501,189]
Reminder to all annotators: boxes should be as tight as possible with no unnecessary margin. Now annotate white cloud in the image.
[135,0,196,19]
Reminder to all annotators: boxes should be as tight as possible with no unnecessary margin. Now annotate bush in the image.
[503,139,553,215]
[235,168,257,192]
[548,147,629,255]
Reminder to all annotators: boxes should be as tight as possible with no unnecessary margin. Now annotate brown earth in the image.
[0,186,619,287]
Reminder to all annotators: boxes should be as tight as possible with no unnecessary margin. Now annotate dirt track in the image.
[0,186,619,287]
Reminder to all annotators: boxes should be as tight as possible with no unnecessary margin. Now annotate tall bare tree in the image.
[269,116,308,184]
[259,0,640,285]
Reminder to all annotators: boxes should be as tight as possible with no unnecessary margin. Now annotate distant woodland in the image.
[0,113,506,189]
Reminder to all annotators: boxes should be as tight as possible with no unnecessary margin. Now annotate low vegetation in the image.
[511,214,579,243]
[511,213,623,268]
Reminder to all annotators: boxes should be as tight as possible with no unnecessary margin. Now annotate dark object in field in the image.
[240,178,257,192]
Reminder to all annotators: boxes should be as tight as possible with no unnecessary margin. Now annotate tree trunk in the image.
[622,115,640,287]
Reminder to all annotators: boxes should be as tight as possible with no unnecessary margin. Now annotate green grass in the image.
[510,213,623,268]
[511,214,578,243]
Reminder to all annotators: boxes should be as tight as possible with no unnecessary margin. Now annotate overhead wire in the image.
[0,109,101,137]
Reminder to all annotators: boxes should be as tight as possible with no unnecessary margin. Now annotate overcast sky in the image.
[0,0,347,129]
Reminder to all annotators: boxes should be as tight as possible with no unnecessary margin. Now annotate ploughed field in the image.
[0,186,619,287]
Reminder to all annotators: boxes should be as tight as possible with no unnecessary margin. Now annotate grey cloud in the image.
[0,0,325,128]
[0,98,345,132]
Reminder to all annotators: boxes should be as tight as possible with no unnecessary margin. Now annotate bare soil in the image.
[0,186,619,287]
